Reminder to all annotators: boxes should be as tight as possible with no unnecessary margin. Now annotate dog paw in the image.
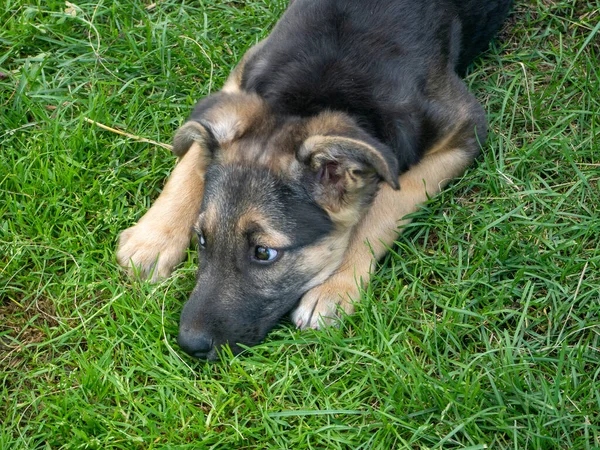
[290,276,360,330]
[116,223,190,282]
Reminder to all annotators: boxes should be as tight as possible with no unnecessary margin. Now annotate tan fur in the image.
[116,142,209,281]
[205,92,270,147]
[304,111,356,136]
[258,120,305,173]
[216,106,304,175]
[297,228,353,289]
[292,271,358,329]
[237,208,292,249]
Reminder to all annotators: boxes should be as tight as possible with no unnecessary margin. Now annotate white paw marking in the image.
[116,223,190,282]
[291,278,359,330]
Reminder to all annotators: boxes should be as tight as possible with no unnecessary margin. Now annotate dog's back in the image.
[240,0,511,171]
[448,0,513,71]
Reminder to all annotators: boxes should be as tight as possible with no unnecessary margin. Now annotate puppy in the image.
[117,0,512,359]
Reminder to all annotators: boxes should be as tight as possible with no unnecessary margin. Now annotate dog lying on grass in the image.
[117,0,512,360]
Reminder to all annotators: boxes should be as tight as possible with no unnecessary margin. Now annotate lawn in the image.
[1,0,599,448]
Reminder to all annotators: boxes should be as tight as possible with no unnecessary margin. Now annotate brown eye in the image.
[253,246,279,262]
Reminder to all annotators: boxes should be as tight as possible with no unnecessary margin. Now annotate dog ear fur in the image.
[172,92,269,158]
[172,121,218,157]
[298,135,399,217]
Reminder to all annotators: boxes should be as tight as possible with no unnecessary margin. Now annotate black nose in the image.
[177,328,214,359]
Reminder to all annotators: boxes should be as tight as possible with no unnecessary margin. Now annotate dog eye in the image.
[198,232,206,248]
[253,246,279,263]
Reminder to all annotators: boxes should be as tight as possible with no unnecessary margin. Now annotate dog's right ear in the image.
[172,120,218,158]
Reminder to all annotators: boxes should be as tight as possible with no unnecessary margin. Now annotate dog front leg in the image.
[116,142,208,282]
[291,145,476,330]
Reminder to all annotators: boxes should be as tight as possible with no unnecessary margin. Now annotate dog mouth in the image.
[177,287,307,360]
[178,305,302,360]
[180,340,252,361]
[177,324,268,360]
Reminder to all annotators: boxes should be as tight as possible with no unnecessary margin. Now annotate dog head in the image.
[174,92,399,359]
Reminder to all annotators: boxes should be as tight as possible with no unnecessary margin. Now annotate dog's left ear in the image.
[172,120,217,157]
[298,135,399,217]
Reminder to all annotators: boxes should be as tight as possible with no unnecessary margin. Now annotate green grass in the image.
[1,0,598,448]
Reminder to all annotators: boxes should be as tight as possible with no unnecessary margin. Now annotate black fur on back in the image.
[241,0,512,172]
